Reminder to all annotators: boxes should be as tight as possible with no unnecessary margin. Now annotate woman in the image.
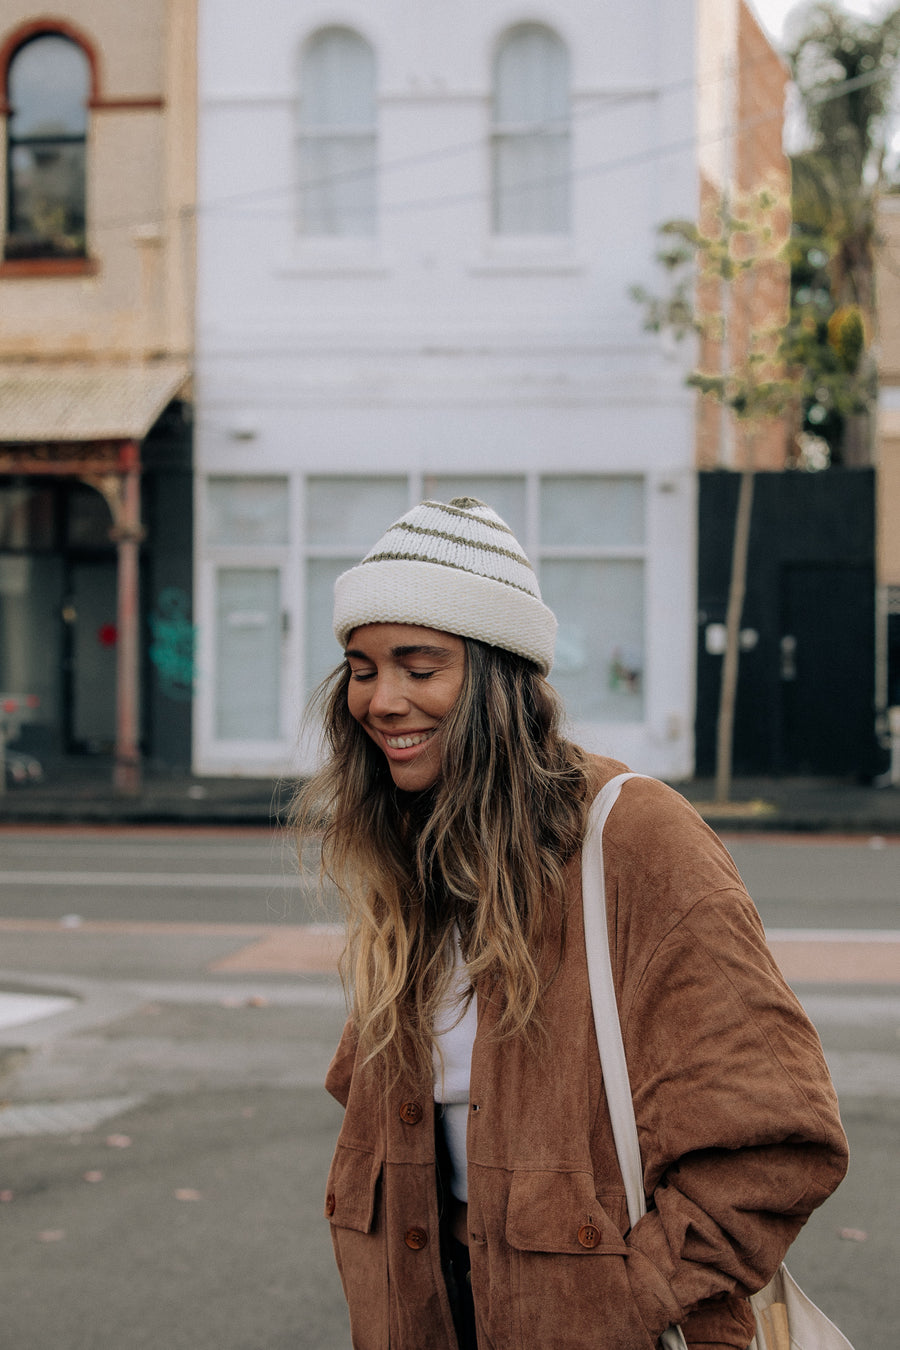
[294,497,848,1350]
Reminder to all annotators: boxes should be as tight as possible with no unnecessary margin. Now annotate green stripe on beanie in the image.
[333,498,557,673]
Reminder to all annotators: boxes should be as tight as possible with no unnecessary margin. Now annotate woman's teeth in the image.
[385,732,433,749]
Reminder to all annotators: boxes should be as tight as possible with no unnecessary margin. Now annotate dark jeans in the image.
[442,1234,478,1350]
[436,1107,478,1349]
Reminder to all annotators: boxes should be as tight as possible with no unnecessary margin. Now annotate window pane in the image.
[207,478,289,546]
[542,559,644,722]
[8,139,86,258]
[306,477,407,547]
[66,484,114,548]
[0,556,64,734]
[0,484,55,549]
[426,476,527,541]
[492,133,569,235]
[8,36,89,137]
[301,29,375,125]
[541,477,645,548]
[299,134,376,237]
[494,25,569,125]
[215,569,281,739]
[306,557,356,692]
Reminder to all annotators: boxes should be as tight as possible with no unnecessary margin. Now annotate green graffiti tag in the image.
[148,587,196,702]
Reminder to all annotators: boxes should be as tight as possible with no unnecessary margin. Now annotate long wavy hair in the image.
[292,637,591,1086]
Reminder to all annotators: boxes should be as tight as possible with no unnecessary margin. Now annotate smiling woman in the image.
[291,496,849,1350]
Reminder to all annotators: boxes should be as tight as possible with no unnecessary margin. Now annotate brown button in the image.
[578,1223,601,1249]
[399,1101,423,1125]
[404,1227,428,1251]
[325,1193,336,1217]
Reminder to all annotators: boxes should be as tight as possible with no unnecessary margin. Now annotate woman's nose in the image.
[368,673,408,716]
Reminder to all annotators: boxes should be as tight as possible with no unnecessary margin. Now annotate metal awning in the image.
[0,359,190,443]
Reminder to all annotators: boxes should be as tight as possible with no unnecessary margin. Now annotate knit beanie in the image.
[333,497,557,673]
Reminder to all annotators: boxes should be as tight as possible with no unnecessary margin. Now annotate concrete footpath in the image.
[1,759,900,833]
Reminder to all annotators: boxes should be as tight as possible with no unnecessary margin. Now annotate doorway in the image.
[779,563,875,775]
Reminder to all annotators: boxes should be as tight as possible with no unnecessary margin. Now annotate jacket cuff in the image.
[624,1245,683,1339]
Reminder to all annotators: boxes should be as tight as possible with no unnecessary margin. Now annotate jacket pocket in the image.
[325,1142,382,1232]
[502,1171,657,1350]
[325,1145,389,1350]
[505,1168,629,1255]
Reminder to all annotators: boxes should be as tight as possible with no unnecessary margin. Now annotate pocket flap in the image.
[325,1144,382,1234]
[505,1169,628,1255]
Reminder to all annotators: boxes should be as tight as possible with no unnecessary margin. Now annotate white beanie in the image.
[333,497,557,673]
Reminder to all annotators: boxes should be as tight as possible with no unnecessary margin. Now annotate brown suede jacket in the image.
[323,760,849,1349]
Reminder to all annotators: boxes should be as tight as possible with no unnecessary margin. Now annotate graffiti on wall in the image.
[148,587,196,702]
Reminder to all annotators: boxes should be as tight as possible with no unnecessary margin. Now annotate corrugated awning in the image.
[0,360,190,442]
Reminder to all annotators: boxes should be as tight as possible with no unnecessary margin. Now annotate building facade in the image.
[194,0,790,781]
[0,0,196,786]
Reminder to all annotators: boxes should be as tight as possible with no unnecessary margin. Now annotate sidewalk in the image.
[1,757,899,833]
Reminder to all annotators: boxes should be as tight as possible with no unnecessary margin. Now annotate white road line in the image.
[0,992,77,1030]
[0,870,304,889]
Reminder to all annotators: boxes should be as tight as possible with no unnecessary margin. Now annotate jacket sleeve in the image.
[617,880,849,1342]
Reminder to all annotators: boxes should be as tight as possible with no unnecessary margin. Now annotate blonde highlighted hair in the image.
[292,638,590,1086]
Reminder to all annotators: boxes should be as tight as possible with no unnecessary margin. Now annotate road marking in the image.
[0,992,77,1030]
[1,917,899,981]
[0,870,304,889]
[0,1095,143,1138]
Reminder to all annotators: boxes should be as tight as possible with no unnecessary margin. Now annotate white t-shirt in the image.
[432,931,477,1202]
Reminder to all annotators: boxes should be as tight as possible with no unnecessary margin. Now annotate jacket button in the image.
[404,1227,428,1251]
[578,1223,601,1249]
[399,1101,423,1125]
[325,1193,336,1217]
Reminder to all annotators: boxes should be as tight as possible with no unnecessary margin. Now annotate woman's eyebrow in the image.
[344,643,456,660]
[391,644,455,658]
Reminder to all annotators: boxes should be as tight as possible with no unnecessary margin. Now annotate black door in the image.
[779,563,874,776]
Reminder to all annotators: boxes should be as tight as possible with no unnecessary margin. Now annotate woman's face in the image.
[345,623,466,791]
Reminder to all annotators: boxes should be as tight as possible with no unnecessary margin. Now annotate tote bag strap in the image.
[582,772,651,1229]
[582,773,690,1350]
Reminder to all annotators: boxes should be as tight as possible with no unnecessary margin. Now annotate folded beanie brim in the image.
[334,558,557,674]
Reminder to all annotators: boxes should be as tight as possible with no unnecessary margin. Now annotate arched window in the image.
[5,33,90,259]
[297,28,377,237]
[491,24,570,236]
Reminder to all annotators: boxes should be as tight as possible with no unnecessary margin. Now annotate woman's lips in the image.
[382,729,436,751]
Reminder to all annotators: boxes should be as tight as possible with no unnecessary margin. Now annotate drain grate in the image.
[0,1095,144,1137]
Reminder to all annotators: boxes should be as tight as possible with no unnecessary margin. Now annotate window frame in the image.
[2,25,94,267]
[296,26,378,240]
[490,23,572,238]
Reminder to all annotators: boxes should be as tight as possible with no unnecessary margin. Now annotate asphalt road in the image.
[0,826,898,1350]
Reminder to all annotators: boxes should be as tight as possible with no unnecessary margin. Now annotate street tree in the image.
[632,187,793,803]
[784,0,900,463]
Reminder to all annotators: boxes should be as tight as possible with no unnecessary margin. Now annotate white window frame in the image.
[490,23,571,238]
[296,26,378,240]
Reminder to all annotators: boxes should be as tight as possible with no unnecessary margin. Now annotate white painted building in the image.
[194,0,704,780]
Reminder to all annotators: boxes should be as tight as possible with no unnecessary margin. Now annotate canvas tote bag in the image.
[581,773,855,1350]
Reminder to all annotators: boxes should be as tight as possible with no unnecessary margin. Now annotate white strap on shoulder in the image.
[583,772,690,1350]
[581,772,650,1230]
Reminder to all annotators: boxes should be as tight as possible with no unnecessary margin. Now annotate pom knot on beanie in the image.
[333,497,557,673]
